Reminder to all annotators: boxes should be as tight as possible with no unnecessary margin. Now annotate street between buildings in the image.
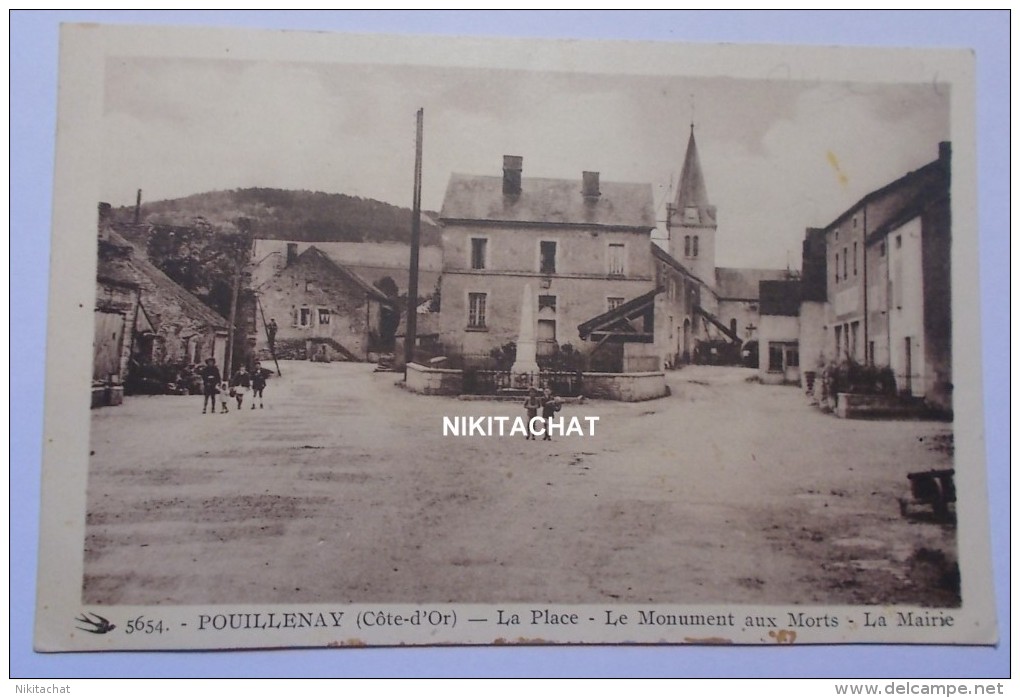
[84,361,957,607]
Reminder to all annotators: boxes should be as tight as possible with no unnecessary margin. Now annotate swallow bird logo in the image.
[75,611,116,634]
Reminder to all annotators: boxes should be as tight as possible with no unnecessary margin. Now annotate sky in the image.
[102,52,949,271]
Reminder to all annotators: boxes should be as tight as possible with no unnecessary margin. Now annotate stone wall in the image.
[580,371,667,402]
[404,363,667,402]
[405,362,464,396]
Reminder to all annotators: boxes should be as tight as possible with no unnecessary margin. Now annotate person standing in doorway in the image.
[198,357,221,415]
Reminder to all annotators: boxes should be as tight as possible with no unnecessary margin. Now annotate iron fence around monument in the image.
[461,368,584,397]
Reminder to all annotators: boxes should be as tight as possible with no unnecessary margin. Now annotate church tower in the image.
[668,124,717,289]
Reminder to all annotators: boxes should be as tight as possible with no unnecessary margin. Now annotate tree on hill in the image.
[145,218,252,319]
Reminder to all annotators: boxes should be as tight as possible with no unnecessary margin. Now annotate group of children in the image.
[522,386,561,441]
[197,358,269,414]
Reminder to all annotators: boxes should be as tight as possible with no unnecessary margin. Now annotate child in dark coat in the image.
[522,387,541,440]
[251,361,268,409]
[198,357,221,415]
[540,387,560,441]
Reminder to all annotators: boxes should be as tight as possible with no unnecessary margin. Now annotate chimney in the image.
[503,155,523,196]
[582,171,601,199]
[134,189,142,224]
[938,141,951,165]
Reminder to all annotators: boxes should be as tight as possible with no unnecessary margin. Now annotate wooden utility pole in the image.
[404,108,424,376]
[224,263,242,381]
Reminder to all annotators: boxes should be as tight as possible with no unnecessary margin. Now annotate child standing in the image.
[198,357,221,415]
[251,361,268,409]
[522,387,541,440]
[540,386,560,441]
[230,364,251,410]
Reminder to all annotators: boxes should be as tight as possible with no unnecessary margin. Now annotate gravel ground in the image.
[84,361,958,607]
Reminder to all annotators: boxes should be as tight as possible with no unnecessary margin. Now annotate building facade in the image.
[254,245,398,362]
[97,211,229,372]
[438,156,658,370]
[802,142,951,411]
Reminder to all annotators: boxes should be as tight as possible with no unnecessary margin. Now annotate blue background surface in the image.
[10,10,1009,678]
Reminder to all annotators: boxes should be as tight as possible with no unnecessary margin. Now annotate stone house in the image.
[438,156,659,371]
[254,245,398,361]
[802,142,952,411]
[96,212,230,396]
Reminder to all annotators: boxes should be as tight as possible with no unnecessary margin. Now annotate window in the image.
[684,235,691,257]
[470,238,487,270]
[880,240,886,257]
[468,293,487,328]
[896,234,902,249]
[853,242,858,276]
[317,308,330,325]
[299,307,312,327]
[768,343,784,372]
[842,246,848,280]
[540,241,557,274]
[852,215,858,229]
[834,252,840,283]
[538,295,557,311]
[692,236,699,257]
[607,297,624,311]
[608,243,625,276]
[786,346,799,368]
[834,326,843,358]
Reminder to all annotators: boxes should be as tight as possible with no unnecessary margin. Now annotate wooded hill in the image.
[111,188,443,246]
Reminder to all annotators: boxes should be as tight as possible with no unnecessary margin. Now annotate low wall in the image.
[580,371,667,402]
[405,362,463,396]
[835,392,920,419]
[405,364,667,401]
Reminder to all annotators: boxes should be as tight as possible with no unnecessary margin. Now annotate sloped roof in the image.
[295,246,397,307]
[825,144,950,233]
[440,174,655,230]
[715,267,791,301]
[650,241,715,291]
[577,287,658,342]
[100,231,229,329]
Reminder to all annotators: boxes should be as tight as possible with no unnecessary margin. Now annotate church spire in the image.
[674,123,711,214]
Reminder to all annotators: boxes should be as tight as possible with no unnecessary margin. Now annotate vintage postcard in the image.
[34,23,995,651]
